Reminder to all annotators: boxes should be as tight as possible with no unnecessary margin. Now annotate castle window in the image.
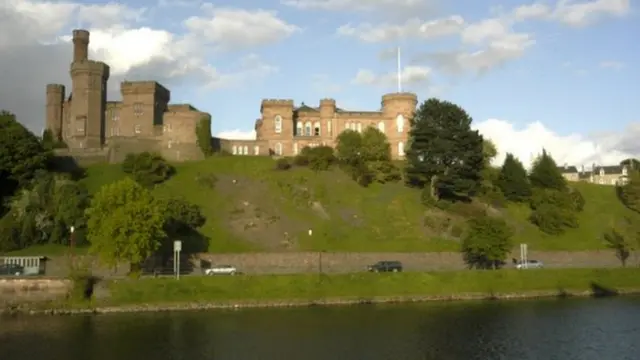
[356,123,362,133]
[296,122,303,136]
[274,115,282,134]
[313,122,321,136]
[133,102,143,116]
[232,145,238,155]
[327,120,332,136]
[378,121,385,133]
[275,142,283,156]
[396,114,404,132]
[75,115,86,135]
[304,122,312,136]
[134,125,141,134]
[243,146,248,155]
[112,111,119,121]
[398,141,405,157]
[254,145,260,155]
[293,142,298,155]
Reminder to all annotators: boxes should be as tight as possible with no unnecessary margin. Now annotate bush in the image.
[529,204,578,235]
[275,158,292,171]
[568,188,585,212]
[195,172,218,189]
[369,161,401,184]
[293,154,309,166]
[122,152,174,187]
[306,146,336,171]
[461,216,513,269]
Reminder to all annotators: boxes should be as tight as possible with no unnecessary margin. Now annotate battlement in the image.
[46,84,65,93]
[319,98,336,105]
[167,104,199,112]
[261,99,294,106]
[120,81,170,101]
[70,60,110,79]
[72,29,90,42]
[381,92,418,104]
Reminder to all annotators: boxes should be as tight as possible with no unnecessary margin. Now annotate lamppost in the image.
[69,226,75,250]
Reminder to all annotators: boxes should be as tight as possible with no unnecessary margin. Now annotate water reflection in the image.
[1,297,639,360]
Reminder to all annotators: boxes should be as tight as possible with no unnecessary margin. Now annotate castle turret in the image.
[381,92,417,158]
[69,29,110,148]
[45,84,65,139]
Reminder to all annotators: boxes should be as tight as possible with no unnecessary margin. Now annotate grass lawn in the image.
[106,268,640,306]
[40,156,636,254]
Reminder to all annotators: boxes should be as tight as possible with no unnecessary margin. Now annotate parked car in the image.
[515,260,544,269]
[0,263,24,276]
[204,265,238,276]
[367,261,403,273]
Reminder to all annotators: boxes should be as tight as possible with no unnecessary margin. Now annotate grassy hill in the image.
[62,156,638,254]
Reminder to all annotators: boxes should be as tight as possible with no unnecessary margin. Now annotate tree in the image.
[620,158,640,170]
[602,226,633,267]
[195,114,213,157]
[405,98,484,201]
[619,170,640,213]
[86,178,166,268]
[335,130,363,167]
[497,153,531,202]
[122,152,174,188]
[159,197,207,254]
[529,149,566,191]
[0,111,50,208]
[361,127,391,162]
[482,139,498,169]
[461,216,514,269]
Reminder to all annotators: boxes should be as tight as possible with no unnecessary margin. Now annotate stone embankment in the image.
[4,289,640,316]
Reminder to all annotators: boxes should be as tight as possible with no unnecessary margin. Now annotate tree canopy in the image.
[122,152,174,188]
[86,177,166,267]
[529,149,566,191]
[461,216,513,269]
[405,98,484,201]
[497,153,531,202]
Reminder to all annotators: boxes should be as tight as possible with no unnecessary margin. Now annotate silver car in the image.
[516,260,544,269]
[204,265,238,276]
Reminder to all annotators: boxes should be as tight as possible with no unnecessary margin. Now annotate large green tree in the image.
[405,98,484,201]
[86,178,166,268]
[619,170,640,213]
[0,111,50,208]
[335,129,363,167]
[497,153,531,202]
[461,216,513,269]
[529,149,566,191]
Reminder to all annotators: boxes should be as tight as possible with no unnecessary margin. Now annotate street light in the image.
[69,226,75,250]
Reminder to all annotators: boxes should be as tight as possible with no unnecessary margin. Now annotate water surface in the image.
[2,297,639,360]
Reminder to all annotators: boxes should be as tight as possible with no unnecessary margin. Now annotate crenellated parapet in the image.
[381,92,418,119]
[70,60,110,79]
[120,80,171,102]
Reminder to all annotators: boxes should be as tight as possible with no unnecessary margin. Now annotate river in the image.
[1,297,639,359]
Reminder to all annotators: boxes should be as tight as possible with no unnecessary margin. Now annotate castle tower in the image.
[45,84,65,139]
[319,98,336,139]
[68,29,110,149]
[381,92,418,157]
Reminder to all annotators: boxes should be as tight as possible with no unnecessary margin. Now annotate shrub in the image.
[529,204,578,235]
[461,216,513,269]
[122,152,174,187]
[195,172,218,189]
[306,146,336,171]
[275,158,292,171]
[195,114,213,157]
[293,154,309,166]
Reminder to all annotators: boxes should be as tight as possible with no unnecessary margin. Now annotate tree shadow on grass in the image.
[143,229,210,275]
[49,156,87,180]
[590,282,619,298]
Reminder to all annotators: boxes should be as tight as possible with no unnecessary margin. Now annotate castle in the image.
[46,29,417,163]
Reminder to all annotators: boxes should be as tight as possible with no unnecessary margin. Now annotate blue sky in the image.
[0,0,637,167]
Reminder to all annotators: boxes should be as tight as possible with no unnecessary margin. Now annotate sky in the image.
[0,0,637,169]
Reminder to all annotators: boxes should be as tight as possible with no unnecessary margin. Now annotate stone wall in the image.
[0,278,72,303]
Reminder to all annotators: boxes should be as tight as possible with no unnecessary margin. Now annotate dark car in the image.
[367,261,403,273]
[0,263,24,276]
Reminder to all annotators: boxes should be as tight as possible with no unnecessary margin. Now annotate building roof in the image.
[558,166,578,174]
[594,165,625,175]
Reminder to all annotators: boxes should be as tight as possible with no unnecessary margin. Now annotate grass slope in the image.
[72,157,639,253]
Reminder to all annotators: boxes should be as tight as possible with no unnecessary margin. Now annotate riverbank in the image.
[3,268,640,315]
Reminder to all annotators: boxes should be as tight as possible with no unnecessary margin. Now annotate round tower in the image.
[72,29,90,63]
[46,84,65,139]
[381,92,418,119]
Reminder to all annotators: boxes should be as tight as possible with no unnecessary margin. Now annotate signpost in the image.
[520,243,528,269]
[173,240,182,280]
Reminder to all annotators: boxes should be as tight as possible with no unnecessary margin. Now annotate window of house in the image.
[296,122,303,136]
[134,125,141,134]
[356,123,362,133]
[232,145,238,155]
[254,146,260,155]
[304,122,312,136]
[599,169,604,176]
[396,114,404,132]
[622,167,628,176]
[378,122,385,133]
[293,142,298,155]
[274,115,282,134]
[243,146,248,155]
[398,141,405,157]
[313,122,321,136]
[275,142,283,155]
[133,102,143,116]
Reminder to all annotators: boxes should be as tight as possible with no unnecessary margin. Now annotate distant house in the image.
[558,163,629,186]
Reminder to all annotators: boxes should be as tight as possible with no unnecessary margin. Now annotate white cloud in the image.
[474,118,637,169]
[600,60,625,70]
[511,0,630,26]
[337,16,464,43]
[351,66,431,87]
[281,0,434,15]
[215,129,257,140]
[184,6,300,51]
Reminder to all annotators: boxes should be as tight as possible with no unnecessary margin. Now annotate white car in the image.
[204,265,237,276]
[516,260,544,269]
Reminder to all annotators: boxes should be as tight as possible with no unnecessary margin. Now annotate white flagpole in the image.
[397,46,402,93]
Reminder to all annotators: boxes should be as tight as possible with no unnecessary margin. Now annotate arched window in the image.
[356,123,362,133]
[304,122,312,136]
[254,145,260,155]
[274,115,282,134]
[377,121,385,133]
[296,122,303,136]
[396,114,404,133]
[232,145,238,155]
[243,146,248,155]
[327,120,332,136]
[313,122,321,136]
[293,142,298,155]
[275,142,283,155]
[349,122,355,131]
[398,141,405,157]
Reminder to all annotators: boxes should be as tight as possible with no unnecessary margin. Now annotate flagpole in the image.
[397,46,402,93]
